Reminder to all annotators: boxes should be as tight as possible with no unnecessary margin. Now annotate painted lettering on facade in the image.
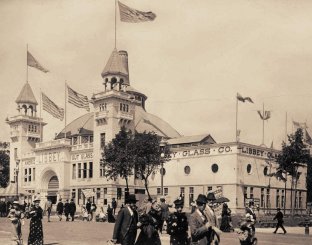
[71,152,93,161]
[171,146,233,158]
[41,152,61,163]
[239,146,278,159]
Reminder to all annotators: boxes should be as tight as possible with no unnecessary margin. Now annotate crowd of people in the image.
[2,192,288,245]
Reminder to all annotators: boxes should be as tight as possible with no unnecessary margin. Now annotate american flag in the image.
[42,92,64,120]
[118,1,156,23]
[67,85,90,111]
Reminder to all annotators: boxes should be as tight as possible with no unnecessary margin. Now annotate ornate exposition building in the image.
[6,49,307,214]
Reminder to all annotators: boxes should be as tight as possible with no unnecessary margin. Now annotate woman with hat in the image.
[135,198,162,245]
[26,196,44,245]
[167,196,189,245]
[8,200,24,245]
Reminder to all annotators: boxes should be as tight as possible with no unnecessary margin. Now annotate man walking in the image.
[273,208,287,234]
[64,199,70,221]
[160,197,170,233]
[69,199,76,222]
[45,198,53,222]
[112,198,117,215]
[56,198,64,221]
[112,194,138,245]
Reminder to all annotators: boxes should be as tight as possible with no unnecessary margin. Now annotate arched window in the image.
[29,105,34,116]
[22,105,27,115]
[184,165,191,175]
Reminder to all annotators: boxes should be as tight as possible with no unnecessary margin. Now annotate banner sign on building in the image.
[82,188,95,198]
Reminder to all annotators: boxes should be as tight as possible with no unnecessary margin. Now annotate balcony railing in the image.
[71,143,94,151]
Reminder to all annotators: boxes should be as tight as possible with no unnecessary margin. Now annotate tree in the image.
[0,142,10,188]
[101,127,134,194]
[130,131,171,199]
[276,128,311,215]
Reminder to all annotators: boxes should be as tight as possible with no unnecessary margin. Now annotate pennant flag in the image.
[236,93,254,103]
[118,1,156,23]
[305,129,312,145]
[42,92,64,121]
[27,51,49,73]
[67,85,90,111]
[293,120,308,129]
[257,110,271,120]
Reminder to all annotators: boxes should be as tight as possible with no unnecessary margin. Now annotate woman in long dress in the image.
[135,200,162,245]
[26,197,43,245]
[220,203,232,232]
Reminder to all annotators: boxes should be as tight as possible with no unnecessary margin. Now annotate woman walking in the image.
[26,197,44,245]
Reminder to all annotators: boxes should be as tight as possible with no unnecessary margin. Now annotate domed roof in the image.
[55,109,180,139]
[16,82,38,105]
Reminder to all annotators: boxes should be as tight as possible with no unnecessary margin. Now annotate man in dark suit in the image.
[189,194,212,245]
[112,194,139,245]
[273,208,287,234]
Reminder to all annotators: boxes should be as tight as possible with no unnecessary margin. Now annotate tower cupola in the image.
[15,82,38,117]
[101,49,130,91]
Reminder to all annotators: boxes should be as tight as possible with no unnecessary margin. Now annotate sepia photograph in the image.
[0,0,312,244]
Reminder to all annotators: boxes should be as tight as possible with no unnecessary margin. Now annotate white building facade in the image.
[6,49,307,214]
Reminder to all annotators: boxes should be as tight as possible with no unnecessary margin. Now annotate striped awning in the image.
[0,184,31,196]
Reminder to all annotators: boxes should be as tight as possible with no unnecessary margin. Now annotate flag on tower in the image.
[42,92,64,121]
[236,93,254,103]
[67,85,90,111]
[27,51,49,73]
[118,1,156,23]
[257,110,271,120]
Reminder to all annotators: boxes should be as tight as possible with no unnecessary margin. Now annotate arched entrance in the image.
[41,169,59,204]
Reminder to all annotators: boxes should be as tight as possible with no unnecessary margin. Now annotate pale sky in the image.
[1,0,312,149]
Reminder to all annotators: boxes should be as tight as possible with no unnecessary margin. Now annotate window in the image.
[96,188,101,199]
[266,189,270,209]
[83,163,87,178]
[117,188,122,200]
[250,187,254,199]
[81,136,88,144]
[72,164,76,179]
[184,166,191,175]
[24,169,27,182]
[14,148,18,160]
[28,168,31,182]
[263,166,268,176]
[247,164,252,174]
[100,162,105,177]
[104,188,107,195]
[208,186,213,192]
[164,187,168,196]
[211,163,219,173]
[189,187,194,206]
[73,137,78,145]
[89,162,93,178]
[260,188,264,208]
[299,191,302,209]
[180,187,185,197]
[90,136,93,143]
[78,163,82,178]
[72,189,76,199]
[244,187,248,200]
[119,103,129,112]
[281,190,285,208]
[33,168,35,181]
[160,167,166,176]
[276,189,280,208]
[157,188,161,195]
[100,133,105,149]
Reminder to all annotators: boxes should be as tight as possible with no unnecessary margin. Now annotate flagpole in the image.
[262,103,265,145]
[235,93,238,142]
[40,88,43,142]
[115,0,117,49]
[285,112,287,143]
[26,44,29,83]
[65,81,67,140]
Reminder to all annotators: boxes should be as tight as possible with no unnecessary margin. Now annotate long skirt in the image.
[135,228,161,245]
[11,220,22,243]
[28,219,43,245]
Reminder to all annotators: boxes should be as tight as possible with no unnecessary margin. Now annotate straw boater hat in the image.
[13,200,19,205]
[33,196,41,202]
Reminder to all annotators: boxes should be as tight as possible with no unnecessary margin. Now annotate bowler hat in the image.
[173,197,184,208]
[33,197,41,202]
[196,194,207,204]
[207,192,216,201]
[125,194,138,204]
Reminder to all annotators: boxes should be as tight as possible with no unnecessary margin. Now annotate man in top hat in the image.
[273,208,287,234]
[56,198,64,221]
[167,196,189,245]
[189,194,213,245]
[112,194,139,245]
